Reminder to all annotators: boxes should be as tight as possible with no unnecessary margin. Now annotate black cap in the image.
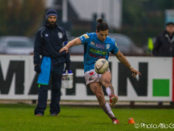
[45,9,57,19]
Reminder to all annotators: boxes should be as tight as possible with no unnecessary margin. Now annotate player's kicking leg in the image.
[89,82,119,124]
[100,71,118,106]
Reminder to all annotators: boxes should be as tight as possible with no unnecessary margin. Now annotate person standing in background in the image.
[33,9,70,116]
[153,21,174,56]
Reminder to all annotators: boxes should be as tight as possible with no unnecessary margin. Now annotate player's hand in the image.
[129,67,141,78]
[59,46,69,53]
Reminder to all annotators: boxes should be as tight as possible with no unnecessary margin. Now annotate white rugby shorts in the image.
[84,69,102,85]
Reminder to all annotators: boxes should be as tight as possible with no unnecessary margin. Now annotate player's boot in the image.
[112,118,119,124]
[109,95,118,106]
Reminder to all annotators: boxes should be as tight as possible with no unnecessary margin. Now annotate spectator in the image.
[33,9,70,116]
[153,21,174,56]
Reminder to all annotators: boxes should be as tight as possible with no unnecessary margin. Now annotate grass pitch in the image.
[0,104,173,131]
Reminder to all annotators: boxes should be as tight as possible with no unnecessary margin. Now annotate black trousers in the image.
[34,63,64,115]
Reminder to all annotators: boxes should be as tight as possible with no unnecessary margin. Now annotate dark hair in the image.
[166,22,174,26]
[96,18,109,31]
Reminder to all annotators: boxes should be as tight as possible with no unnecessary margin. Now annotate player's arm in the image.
[59,38,82,53]
[115,50,141,77]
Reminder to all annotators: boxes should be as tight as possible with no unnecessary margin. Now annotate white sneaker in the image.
[112,118,119,124]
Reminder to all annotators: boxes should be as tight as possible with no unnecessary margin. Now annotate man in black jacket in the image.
[153,22,174,56]
[34,9,70,116]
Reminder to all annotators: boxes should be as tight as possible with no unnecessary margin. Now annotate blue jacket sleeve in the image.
[34,30,42,65]
[63,31,71,69]
[152,36,161,56]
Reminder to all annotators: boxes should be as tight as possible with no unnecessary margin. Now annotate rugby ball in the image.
[95,58,109,74]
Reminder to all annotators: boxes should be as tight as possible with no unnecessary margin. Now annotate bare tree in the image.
[0,0,45,36]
